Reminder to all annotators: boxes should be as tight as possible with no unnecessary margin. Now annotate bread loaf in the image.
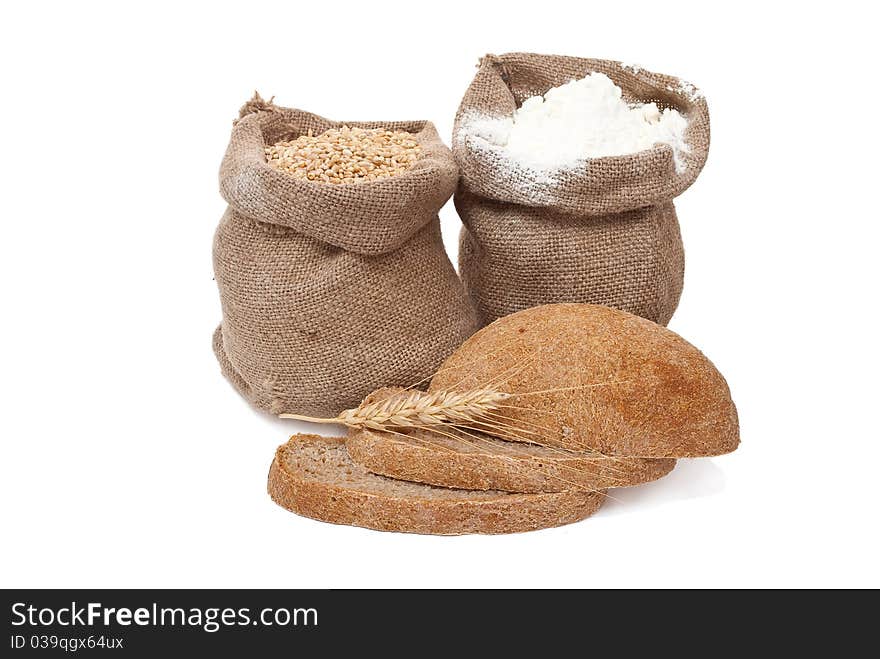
[429,303,739,457]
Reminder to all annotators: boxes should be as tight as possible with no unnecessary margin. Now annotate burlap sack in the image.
[453,53,711,326]
[213,97,479,416]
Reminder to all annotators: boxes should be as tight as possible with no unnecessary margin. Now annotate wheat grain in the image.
[280,388,510,431]
[265,125,421,184]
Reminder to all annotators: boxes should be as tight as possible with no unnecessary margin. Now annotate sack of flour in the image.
[213,96,478,416]
[452,53,710,326]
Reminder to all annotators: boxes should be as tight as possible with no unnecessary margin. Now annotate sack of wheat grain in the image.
[452,53,711,327]
[212,95,479,416]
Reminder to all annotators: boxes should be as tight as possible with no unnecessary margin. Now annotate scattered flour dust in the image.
[668,79,704,102]
[458,72,692,179]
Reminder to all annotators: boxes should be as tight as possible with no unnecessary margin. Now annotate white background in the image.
[1,1,877,588]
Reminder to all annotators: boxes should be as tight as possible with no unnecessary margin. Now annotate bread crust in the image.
[347,427,675,493]
[268,435,605,535]
[429,303,740,457]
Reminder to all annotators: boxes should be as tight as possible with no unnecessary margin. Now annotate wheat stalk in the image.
[279,388,510,431]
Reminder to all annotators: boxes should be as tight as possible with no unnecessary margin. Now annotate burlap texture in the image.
[213,99,479,416]
[453,53,710,326]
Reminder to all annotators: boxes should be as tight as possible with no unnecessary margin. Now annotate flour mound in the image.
[462,72,691,174]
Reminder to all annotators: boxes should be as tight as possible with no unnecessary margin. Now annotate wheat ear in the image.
[279,388,510,431]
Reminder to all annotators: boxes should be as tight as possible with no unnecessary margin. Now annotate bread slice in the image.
[347,427,675,493]
[429,303,739,458]
[268,434,606,535]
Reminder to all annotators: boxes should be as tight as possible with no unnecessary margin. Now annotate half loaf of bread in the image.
[429,303,739,457]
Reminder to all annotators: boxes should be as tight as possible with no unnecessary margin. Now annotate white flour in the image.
[455,113,563,204]
[460,72,691,175]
